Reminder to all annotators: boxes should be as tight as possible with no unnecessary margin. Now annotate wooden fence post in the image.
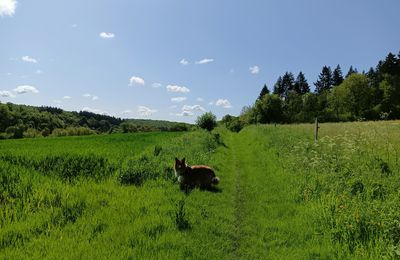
[314,117,319,141]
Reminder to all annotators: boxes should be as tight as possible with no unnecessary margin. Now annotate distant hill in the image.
[0,102,191,139]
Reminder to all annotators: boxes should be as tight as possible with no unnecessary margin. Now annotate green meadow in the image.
[1,121,400,259]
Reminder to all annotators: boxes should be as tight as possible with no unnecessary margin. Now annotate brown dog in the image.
[174,158,220,189]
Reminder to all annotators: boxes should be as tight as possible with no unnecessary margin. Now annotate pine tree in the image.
[258,84,270,100]
[346,65,358,78]
[294,71,310,94]
[366,67,378,86]
[397,51,400,76]
[366,67,382,106]
[332,65,344,86]
[314,66,333,94]
[281,72,295,98]
[378,52,398,75]
[273,76,284,97]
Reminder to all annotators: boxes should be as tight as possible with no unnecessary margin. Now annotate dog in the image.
[174,157,219,189]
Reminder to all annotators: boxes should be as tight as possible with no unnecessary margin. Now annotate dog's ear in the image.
[182,158,186,164]
[175,157,179,163]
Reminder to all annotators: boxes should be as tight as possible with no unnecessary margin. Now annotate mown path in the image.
[216,128,329,259]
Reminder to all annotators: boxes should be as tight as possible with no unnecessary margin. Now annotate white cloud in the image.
[152,82,162,88]
[0,0,17,17]
[99,32,115,39]
[176,104,205,116]
[82,93,99,100]
[209,101,214,105]
[82,107,108,115]
[138,106,157,116]
[176,111,194,117]
[21,56,38,63]
[215,98,232,108]
[63,95,71,99]
[180,59,189,65]
[166,85,190,93]
[121,109,133,114]
[196,97,204,102]
[0,90,15,98]
[36,69,43,74]
[129,76,145,86]
[13,85,39,94]
[182,104,205,112]
[249,65,260,74]
[195,58,214,64]
[171,97,187,103]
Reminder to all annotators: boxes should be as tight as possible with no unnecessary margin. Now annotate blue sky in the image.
[1,0,399,123]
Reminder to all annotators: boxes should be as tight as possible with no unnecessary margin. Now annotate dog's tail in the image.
[211,176,220,185]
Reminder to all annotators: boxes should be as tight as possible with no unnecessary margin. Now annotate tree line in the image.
[0,103,189,139]
[222,51,400,131]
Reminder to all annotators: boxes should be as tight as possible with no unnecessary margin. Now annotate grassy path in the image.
[216,127,331,259]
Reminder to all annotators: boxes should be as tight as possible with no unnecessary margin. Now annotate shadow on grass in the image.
[180,185,222,195]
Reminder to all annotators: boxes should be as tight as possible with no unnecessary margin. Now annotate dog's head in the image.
[174,157,187,175]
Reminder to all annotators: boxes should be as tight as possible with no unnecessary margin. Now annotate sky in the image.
[1,0,399,123]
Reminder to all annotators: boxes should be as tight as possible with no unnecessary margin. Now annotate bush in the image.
[23,128,42,138]
[221,114,244,132]
[196,112,217,131]
[5,125,25,139]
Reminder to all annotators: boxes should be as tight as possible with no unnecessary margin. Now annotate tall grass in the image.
[0,130,223,258]
[256,121,400,258]
[2,122,399,258]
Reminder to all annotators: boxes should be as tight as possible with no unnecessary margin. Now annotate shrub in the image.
[5,125,25,139]
[23,128,42,138]
[196,112,217,131]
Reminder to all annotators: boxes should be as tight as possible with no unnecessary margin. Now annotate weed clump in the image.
[51,199,86,227]
[153,145,162,156]
[175,200,190,231]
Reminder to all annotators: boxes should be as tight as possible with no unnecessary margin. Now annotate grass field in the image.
[1,121,400,258]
